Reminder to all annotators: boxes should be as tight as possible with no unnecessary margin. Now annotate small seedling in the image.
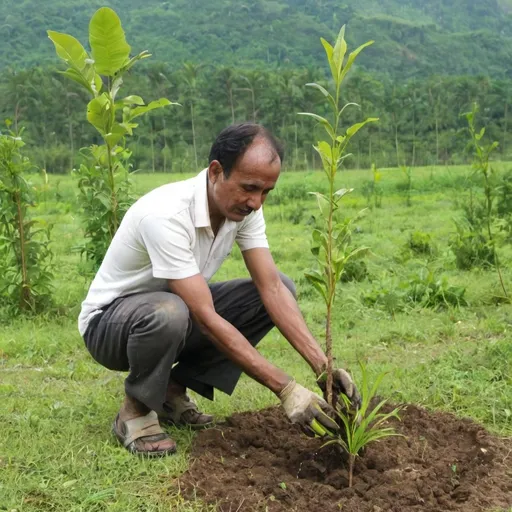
[313,363,404,488]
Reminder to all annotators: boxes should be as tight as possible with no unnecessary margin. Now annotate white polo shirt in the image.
[78,169,269,336]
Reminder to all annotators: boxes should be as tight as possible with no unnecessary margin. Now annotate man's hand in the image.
[317,368,362,409]
[279,379,338,436]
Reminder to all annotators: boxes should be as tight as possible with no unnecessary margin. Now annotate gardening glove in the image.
[279,379,339,437]
[317,368,362,410]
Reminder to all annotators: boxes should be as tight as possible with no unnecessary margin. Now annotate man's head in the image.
[207,123,284,222]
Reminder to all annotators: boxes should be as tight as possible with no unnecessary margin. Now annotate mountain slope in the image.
[2,0,512,78]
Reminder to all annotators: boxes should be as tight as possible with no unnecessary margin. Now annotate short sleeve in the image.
[139,213,200,279]
[235,208,269,252]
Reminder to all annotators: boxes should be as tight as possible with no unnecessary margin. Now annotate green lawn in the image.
[1,165,511,511]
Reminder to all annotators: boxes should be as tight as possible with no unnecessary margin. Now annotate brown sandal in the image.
[112,410,177,456]
[159,395,214,429]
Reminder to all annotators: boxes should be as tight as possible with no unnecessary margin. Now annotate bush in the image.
[0,129,54,314]
[407,230,435,256]
[340,259,369,283]
[450,219,494,270]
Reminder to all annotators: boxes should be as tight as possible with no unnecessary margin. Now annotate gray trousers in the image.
[83,274,296,413]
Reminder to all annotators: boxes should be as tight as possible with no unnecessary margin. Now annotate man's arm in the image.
[242,247,328,377]
[168,274,291,395]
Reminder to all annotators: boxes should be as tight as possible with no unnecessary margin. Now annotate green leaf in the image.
[118,50,152,74]
[104,123,128,147]
[47,31,89,71]
[118,95,145,106]
[126,98,174,121]
[309,191,330,216]
[332,25,347,82]
[320,37,337,83]
[298,112,335,141]
[346,118,379,139]
[339,41,374,83]
[305,83,336,111]
[86,94,111,136]
[334,188,353,200]
[89,7,131,76]
[60,68,93,94]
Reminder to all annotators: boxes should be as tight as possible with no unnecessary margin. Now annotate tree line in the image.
[1,63,511,174]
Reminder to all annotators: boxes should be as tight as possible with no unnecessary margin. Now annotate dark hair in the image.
[208,122,284,178]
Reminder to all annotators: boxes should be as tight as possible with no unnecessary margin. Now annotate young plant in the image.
[0,125,53,314]
[320,363,403,488]
[48,7,177,267]
[462,103,508,299]
[300,26,377,405]
[361,163,383,208]
[399,165,412,206]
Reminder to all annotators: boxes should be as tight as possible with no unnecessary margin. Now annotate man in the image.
[79,123,360,456]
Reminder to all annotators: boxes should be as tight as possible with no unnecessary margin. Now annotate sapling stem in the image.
[300,26,377,404]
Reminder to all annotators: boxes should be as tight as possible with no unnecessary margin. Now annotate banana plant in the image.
[300,26,378,405]
[48,7,178,266]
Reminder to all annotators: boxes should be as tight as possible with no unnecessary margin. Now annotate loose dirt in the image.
[179,404,512,511]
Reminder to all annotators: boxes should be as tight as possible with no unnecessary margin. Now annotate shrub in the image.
[0,128,53,314]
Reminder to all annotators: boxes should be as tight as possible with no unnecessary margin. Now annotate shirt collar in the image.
[193,169,210,228]
[192,169,238,233]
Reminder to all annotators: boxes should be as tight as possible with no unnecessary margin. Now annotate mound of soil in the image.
[179,404,512,512]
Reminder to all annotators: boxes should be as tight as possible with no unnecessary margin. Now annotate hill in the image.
[1,0,512,78]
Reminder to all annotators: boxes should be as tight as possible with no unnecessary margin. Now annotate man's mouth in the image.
[237,208,253,216]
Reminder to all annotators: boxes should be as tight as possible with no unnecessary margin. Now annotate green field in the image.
[1,165,511,511]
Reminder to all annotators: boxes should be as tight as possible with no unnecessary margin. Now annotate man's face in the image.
[208,138,281,222]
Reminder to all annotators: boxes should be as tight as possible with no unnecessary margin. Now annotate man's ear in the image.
[208,160,223,184]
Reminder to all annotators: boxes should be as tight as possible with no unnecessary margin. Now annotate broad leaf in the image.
[126,98,174,120]
[346,118,379,139]
[104,124,128,147]
[61,68,93,94]
[47,31,89,72]
[89,7,131,76]
[86,94,111,136]
[118,95,145,106]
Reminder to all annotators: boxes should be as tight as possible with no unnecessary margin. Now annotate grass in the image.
[1,164,511,511]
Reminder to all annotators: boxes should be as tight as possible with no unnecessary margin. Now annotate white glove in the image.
[279,379,338,436]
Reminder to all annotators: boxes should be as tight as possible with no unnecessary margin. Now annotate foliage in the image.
[452,104,509,299]
[2,0,512,79]
[363,270,468,312]
[1,66,512,175]
[361,163,383,208]
[0,127,53,314]
[397,166,413,206]
[450,218,495,270]
[340,258,369,283]
[407,230,435,256]
[317,363,403,488]
[301,26,377,405]
[48,7,176,267]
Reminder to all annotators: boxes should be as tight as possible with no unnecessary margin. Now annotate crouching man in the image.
[79,123,361,456]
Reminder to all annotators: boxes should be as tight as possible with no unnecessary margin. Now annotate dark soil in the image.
[179,404,512,512]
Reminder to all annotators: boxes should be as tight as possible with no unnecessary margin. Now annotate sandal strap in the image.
[162,394,200,423]
[121,411,165,448]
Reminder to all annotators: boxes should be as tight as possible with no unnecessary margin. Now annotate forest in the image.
[1,0,512,174]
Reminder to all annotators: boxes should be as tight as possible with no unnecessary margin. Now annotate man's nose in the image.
[247,194,262,211]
